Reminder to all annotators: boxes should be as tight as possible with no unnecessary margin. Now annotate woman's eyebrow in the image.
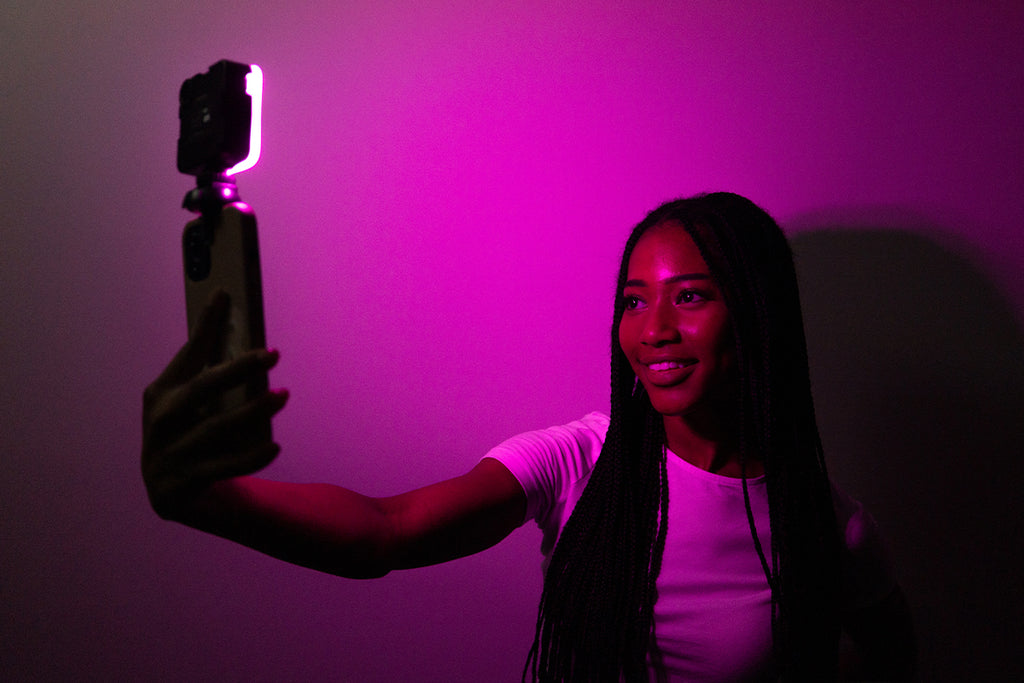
[624,273,711,288]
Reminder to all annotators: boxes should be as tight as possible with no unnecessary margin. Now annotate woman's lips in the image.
[641,359,696,386]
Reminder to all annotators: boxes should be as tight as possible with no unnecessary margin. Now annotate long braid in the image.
[524,220,669,682]
[524,193,841,681]
[694,193,842,678]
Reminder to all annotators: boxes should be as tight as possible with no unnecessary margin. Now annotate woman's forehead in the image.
[628,221,710,279]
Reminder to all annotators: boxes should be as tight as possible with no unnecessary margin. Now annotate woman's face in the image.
[617,221,735,418]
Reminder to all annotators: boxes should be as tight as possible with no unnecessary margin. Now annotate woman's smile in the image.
[617,220,735,418]
[638,358,697,386]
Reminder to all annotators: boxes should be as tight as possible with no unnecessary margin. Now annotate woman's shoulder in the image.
[485,412,609,470]
[482,412,609,522]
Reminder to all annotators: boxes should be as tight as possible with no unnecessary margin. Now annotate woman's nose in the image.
[642,301,681,345]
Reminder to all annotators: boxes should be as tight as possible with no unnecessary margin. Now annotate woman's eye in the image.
[623,295,642,310]
[677,290,705,304]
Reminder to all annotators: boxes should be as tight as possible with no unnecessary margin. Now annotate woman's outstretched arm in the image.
[174,460,525,579]
[142,291,526,579]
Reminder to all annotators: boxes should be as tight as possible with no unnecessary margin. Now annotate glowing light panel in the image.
[226,64,263,176]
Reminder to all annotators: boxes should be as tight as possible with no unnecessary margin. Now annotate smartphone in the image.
[182,203,268,412]
[178,60,270,437]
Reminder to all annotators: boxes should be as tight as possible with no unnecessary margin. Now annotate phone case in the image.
[183,202,270,440]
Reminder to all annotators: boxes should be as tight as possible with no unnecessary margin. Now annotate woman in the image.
[143,192,914,681]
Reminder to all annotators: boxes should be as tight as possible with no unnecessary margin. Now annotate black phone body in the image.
[177,59,270,443]
[182,202,271,440]
[183,201,266,356]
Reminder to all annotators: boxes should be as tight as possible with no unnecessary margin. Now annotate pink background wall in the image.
[2,2,1021,680]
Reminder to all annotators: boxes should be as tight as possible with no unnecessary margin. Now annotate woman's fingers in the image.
[148,290,231,396]
[143,387,289,518]
[168,388,287,476]
[146,355,286,454]
[182,348,280,414]
[141,288,289,520]
[145,347,279,436]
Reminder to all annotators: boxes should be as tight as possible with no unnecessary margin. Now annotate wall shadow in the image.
[790,227,1024,681]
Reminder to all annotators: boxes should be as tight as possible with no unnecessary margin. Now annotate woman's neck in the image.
[662,410,762,478]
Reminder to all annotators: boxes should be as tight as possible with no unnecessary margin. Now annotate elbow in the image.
[839,633,916,682]
[841,585,917,681]
[857,640,916,682]
[874,626,917,682]
[310,537,396,580]
[318,518,400,580]
[334,551,394,580]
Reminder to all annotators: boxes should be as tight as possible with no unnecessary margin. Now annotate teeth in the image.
[649,361,686,371]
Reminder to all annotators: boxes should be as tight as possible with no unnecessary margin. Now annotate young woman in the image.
[143,192,914,681]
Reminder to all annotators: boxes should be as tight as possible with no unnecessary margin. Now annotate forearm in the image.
[179,476,395,579]
[161,459,526,579]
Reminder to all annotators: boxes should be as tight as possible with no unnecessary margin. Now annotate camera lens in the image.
[183,223,212,281]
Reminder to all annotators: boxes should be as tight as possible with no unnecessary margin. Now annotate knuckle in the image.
[142,382,160,408]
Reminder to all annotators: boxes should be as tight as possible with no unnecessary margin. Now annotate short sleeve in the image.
[483,412,609,556]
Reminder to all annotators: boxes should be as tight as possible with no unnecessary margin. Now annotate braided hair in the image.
[524,193,841,681]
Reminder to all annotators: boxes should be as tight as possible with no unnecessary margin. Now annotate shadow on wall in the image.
[790,227,1024,681]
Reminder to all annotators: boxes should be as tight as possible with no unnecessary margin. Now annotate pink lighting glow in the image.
[1,3,1022,682]
[225,64,263,176]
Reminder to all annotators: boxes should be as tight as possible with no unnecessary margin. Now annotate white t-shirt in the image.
[484,412,895,682]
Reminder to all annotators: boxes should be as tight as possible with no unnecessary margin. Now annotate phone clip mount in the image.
[183,173,241,215]
[177,60,263,216]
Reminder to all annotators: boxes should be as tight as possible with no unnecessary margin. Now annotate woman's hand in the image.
[140,293,524,578]
[142,291,288,520]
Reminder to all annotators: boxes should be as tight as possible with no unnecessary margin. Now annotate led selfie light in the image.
[178,60,264,213]
[226,64,263,176]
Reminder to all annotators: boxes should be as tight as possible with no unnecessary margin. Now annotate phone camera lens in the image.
[183,223,212,281]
